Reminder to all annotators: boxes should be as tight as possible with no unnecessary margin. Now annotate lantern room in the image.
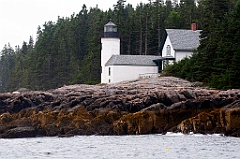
[104,20,118,38]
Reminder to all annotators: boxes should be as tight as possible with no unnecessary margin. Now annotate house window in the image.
[108,67,111,76]
[166,45,171,56]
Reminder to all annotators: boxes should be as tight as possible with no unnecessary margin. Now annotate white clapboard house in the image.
[159,23,201,67]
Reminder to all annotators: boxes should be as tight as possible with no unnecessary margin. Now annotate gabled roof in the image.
[160,29,201,52]
[105,55,164,66]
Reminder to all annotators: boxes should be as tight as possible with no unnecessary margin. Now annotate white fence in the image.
[139,73,160,79]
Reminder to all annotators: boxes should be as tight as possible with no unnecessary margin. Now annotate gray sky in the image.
[0,0,149,50]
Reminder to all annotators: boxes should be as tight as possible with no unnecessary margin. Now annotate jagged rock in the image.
[0,76,240,138]
[176,104,240,135]
[1,127,37,138]
[0,112,12,123]
[113,112,154,135]
[141,103,166,112]
[225,108,240,132]
[181,89,196,99]
[223,100,240,108]
[164,90,180,105]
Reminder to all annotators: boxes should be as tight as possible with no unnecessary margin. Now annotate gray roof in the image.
[105,55,163,66]
[104,21,117,27]
[166,29,201,51]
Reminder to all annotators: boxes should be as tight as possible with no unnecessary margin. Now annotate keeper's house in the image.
[159,23,201,66]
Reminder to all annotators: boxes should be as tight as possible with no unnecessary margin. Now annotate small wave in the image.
[165,132,184,136]
[192,133,223,137]
[165,132,223,137]
[207,133,224,137]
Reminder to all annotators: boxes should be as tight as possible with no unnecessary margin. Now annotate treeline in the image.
[0,0,200,92]
[0,0,238,92]
[165,0,240,90]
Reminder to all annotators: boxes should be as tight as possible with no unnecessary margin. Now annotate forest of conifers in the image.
[0,0,239,92]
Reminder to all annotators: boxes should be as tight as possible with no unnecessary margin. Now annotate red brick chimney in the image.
[191,23,197,31]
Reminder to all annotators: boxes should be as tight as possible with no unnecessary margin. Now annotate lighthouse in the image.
[101,20,120,83]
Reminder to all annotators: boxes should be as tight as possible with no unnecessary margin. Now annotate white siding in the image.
[162,35,193,62]
[162,36,175,57]
[101,66,111,83]
[107,65,158,83]
[101,38,120,67]
[175,51,192,62]
[101,38,120,83]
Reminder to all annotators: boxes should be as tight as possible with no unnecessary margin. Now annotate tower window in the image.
[105,26,117,32]
[166,45,171,56]
[109,67,111,76]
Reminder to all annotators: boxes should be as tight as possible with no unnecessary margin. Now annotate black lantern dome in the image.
[104,20,118,38]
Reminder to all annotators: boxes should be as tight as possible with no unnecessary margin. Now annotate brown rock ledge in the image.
[0,77,239,138]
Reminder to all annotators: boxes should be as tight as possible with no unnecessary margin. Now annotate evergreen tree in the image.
[0,44,16,92]
[135,3,145,55]
[5,0,240,92]
[164,10,181,28]
[210,0,240,89]
[181,0,231,83]
[165,0,240,89]
[178,0,197,29]
[78,7,104,84]
[152,0,165,48]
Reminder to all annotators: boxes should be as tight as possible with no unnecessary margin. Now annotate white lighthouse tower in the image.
[101,20,120,83]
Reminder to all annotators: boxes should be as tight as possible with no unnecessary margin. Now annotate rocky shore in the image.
[0,77,240,138]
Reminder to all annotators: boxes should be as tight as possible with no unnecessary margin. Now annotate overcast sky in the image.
[0,0,149,50]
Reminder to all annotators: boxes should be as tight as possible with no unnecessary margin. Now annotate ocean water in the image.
[0,133,240,159]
